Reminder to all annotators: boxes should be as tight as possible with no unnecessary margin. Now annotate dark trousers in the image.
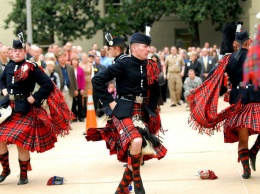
[181,76,186,102]
[83,97,87,117]
[72,90,85,120]
[161,80,168,102]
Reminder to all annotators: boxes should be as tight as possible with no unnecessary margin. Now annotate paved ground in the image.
[1,97,260,194]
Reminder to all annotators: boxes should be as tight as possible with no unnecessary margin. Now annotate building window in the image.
[105,0,122,13]
[175,29,191,49]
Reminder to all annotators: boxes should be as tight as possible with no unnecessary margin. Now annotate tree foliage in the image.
[167,0,246,46]
[5,0,100,45]
[100,0,171,40]
[102,0,246,46]
[5,0,246,46]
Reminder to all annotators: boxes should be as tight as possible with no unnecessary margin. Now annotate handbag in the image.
[158,72,166,86]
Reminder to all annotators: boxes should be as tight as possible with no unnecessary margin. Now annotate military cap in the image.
[130,32,151,46]
[235,31,250,44]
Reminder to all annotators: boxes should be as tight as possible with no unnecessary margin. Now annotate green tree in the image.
[100,0,169,40]
[5,0,246,47]
[170,0,246,46]
[4,0,100,45]
[102,0,246,46]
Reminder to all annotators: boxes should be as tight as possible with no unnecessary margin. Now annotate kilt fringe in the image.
[188,116,223,136]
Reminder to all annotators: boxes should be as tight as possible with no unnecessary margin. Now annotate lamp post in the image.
[26,0,33,44]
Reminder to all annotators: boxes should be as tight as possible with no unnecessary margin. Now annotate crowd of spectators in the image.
[0,40,221,121]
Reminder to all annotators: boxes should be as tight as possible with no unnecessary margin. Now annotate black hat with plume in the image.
[104,32,125,47]
[12,32,26,49]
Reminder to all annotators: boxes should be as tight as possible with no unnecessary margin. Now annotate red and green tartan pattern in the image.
[224,102,260,143]
[86,103,167,163]
[86,60,167,163]
[146,59,163,134]
[187,54,236,135]
[188,53,260,143]
[243,24,260,89]
[47,85,74,136]
[0,84,73,153]
[0,104,57,153]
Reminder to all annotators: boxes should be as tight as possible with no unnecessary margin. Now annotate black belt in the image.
[117,95,146,104]
[118,94,136,101]
[9,93,30,101]
[234,82,253,89]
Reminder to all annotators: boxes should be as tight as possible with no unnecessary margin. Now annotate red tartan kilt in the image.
[86,103,167,162]
[0,105,58,153]
[224,102,260,143]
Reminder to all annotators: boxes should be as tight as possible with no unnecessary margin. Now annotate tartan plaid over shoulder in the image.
[146,59,163,134]
[187,54,237,135]
[47,84,74,135]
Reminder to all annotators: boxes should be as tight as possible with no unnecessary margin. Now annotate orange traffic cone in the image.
[85,89,97,132]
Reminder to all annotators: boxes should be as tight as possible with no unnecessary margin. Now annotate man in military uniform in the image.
[0,33,54,185]
[95,35,127,117]
[225,30,260,179]
[0,33,73,186]
[89,32,167,194]
[164,46,185,107]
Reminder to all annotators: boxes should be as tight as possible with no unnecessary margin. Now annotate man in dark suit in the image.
[198,48,216,82]
[55,50,78,109]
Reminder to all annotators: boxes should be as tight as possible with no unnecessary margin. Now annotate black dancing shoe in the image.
[18,178,28,185]
[242,168,251,179]
[170,104,177,107]
[249,151,256,171]
[0,170,10,183]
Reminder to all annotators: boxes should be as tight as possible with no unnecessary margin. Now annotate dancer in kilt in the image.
[0,33,73,185]
[86,32,167,194]
[242,23,260,172]
[188,22,260,179]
